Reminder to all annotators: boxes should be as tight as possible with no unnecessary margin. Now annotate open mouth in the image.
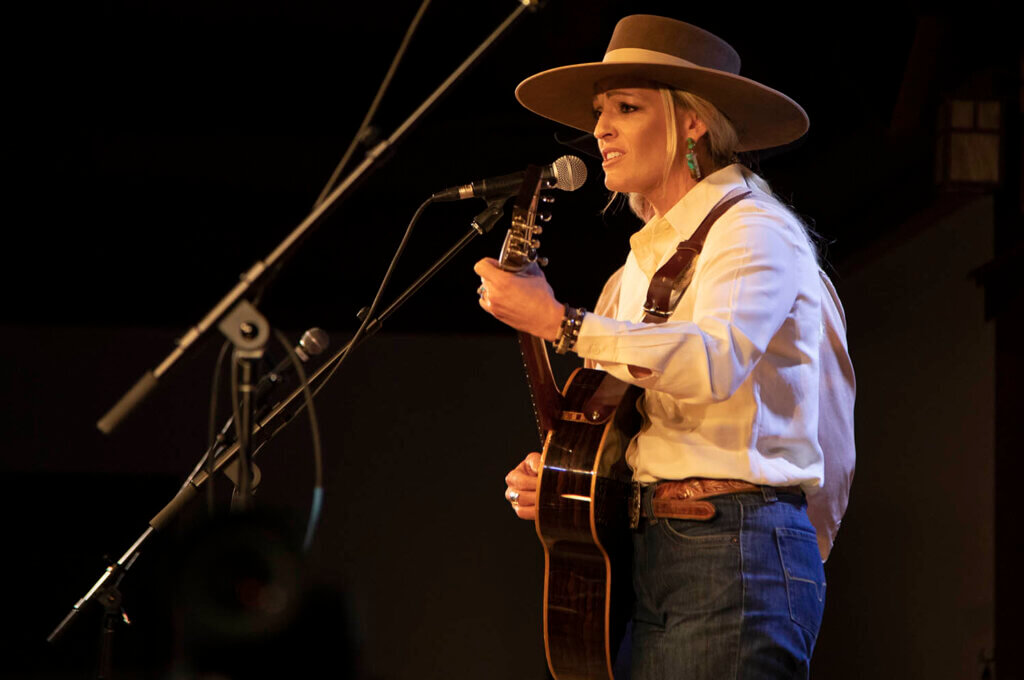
[602,150,624,165]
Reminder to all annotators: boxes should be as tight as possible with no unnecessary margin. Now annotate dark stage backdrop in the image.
[3,184,996,679]
[4,329,570,679]
[2,0,1012,677]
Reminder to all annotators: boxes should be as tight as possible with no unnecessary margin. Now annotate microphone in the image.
[432,155,587,202]
[203,327,328,452]
[256,327,330,398]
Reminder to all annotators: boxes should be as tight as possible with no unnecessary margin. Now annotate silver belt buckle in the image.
[629,482,642,529]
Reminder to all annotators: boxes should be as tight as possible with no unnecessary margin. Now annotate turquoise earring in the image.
[685,137,702,180]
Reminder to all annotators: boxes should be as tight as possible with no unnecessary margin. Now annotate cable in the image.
[205,341,232,514]
[250,0,432,310]
[309,194,437,401]
[196,193,456,549]
[313,0,432,209]
[242,194,438,474]
[184,0,436,522]
[273,329,324,551]
[229,351,255,504]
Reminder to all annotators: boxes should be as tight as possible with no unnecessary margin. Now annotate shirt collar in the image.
[628,164,749,280]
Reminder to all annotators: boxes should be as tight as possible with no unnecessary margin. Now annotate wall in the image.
[1,196,996,678]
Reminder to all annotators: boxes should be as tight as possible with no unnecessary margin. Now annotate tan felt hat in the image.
[515,15,809,152]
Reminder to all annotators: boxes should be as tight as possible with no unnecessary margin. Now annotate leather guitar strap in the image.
[641,188,752,324]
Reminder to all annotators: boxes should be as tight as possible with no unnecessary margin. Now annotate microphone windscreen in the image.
[298,328,330,358]
[551,155,587,192]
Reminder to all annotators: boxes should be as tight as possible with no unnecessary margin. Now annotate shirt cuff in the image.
[575,312,663,384]
[575,312,629,361]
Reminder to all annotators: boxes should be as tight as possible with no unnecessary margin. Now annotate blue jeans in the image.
[621,485,825,680]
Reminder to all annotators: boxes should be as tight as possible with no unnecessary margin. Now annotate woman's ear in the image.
[679,110,708,141]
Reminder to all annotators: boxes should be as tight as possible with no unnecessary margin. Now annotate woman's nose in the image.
[593,112,614,140]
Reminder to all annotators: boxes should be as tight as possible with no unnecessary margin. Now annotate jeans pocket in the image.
[775,527,826,636]
[658,507,737,547]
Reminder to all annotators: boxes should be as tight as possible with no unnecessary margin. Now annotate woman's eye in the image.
[592,108,603,120]
[619,103,637,113]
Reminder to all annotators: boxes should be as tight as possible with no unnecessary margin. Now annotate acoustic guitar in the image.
[498,165,641,680]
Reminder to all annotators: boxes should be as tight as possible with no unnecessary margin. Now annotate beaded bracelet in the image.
[553,304,586,354]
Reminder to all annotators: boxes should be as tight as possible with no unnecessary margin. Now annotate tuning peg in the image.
[538,257,549,267]
[532,226,543,234]
[541,195,555,203]
[539,212,552,222]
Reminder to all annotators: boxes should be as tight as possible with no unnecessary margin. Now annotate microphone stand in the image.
[46,196,510,663]
[356,199,507,332]
[95,0,542,436]
[64,0,545,654]
[217,300,271,510]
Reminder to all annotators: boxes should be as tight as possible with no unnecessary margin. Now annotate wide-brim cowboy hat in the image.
[515,15,809,152]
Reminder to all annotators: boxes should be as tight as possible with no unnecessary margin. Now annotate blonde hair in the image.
[623,88,740,221]
[612,88,820,264]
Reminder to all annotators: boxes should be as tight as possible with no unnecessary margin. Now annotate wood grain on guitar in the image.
[499,166,640,680]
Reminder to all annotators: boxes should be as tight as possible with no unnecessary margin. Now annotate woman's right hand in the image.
[504,452,542,520]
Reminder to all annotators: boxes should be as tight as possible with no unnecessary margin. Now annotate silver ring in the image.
[508,490,520,505]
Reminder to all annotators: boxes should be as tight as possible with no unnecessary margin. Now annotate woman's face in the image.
[592,88,673,199]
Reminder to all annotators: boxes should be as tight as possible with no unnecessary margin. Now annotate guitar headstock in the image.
[498,164,553,273]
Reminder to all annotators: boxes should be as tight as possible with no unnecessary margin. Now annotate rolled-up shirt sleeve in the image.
[574,208,800,404]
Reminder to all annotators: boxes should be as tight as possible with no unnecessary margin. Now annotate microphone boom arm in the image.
[96,0,543,435]
[50,197,504,647]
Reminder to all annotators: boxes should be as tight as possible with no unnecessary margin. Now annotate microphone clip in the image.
[471,198,507,235]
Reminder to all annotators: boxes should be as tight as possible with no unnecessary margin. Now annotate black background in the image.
[3,1,1017,678]
[11,0,1003,333]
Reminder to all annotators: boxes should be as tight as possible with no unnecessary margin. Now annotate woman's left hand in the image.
[474,258,564,341]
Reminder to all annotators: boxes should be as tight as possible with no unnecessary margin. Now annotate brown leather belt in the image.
[629,478,804,527]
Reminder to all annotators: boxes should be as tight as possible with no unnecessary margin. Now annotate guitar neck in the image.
[517,331,563,443]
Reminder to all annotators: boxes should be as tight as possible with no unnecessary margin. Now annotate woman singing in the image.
[474,14,855,679]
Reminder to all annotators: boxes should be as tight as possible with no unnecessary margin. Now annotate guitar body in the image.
[500,165,640,679]
[535,368,641,680]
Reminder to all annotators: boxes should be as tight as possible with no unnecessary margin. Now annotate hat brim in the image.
[516,61,808,152]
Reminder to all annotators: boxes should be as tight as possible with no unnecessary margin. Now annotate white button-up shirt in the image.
[576,164,841,494]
